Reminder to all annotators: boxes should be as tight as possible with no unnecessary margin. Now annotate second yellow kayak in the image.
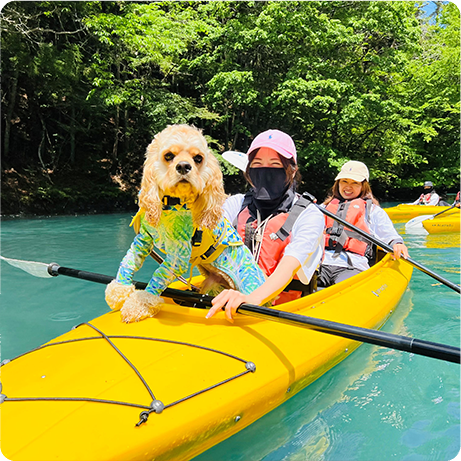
[422,211,460,233]
[384,204,453,222]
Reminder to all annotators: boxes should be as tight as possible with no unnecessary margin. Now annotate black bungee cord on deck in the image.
[0,322,256,427]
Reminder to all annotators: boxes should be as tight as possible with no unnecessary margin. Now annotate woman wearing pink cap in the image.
[317,160,409,288]
[206,129,325,322]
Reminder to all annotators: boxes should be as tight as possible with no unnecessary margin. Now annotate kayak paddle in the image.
[1,256,459,364]
[222,150,249,171]
[302,193,461,295]
[405,203,458,230]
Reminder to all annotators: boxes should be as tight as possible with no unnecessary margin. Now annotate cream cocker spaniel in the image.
[105,124,266,323]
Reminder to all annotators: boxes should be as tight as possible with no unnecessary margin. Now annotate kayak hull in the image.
[384,204,453,222]
[1,255,413,461]
[422,213,460,234]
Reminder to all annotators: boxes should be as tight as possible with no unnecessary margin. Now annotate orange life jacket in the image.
[236,195,311,304]
[237,208,290,277]
[418,192,438,205]
[324,198,373,259]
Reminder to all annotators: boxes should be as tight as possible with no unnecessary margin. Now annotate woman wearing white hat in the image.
[206,129,325,322]
[317,160,409,288]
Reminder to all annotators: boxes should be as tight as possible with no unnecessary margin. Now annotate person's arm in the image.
[206,255,300,323]
[370,206,409,260]
[428,193,440,206]
[284,205,325,284]
[222,194,244,225]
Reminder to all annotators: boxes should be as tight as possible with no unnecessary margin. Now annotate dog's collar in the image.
[162,195,189,211]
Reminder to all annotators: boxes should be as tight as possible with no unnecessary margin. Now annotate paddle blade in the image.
[405,215,433,230]
[0,255,52,278]
[222,151,248,172]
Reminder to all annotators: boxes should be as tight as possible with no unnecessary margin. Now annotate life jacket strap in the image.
[275,195,311,241]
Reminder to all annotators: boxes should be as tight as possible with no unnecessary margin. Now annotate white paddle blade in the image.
[222,151,248,172]
[0,255,52,278]
[405,215,433,230]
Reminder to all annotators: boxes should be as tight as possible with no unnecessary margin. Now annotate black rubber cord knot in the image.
[136,411,150,427]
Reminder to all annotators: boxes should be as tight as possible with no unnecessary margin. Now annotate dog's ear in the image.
[193,153,227,229]
[139,140,163,227]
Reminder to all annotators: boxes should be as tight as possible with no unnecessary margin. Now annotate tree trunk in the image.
[3,67,19,159]
[112,105,120,160]
[70,105,76,165]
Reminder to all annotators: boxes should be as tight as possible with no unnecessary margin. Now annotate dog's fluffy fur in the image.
[139,124,227,230]
[105,124,264,323]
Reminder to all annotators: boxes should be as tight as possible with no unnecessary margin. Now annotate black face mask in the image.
[424,187,434,194]
[249,168,289,201]
[248,167,294,220]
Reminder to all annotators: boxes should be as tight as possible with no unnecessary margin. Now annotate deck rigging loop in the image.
[2,322,257,425]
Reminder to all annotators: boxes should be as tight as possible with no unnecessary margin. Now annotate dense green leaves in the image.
[1,1,459,214]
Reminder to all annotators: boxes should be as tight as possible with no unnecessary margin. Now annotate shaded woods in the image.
[1,1,459,215]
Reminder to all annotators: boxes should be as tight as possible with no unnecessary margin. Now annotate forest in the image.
[1,1,460,215]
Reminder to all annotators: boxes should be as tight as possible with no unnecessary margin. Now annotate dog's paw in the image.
[105,280,135,311]
[120,291,164,323]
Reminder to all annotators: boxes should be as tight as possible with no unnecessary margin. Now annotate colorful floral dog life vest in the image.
[116,195,267,299]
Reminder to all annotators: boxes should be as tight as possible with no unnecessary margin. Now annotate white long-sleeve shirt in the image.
[223,194,325,284]
[322,203,404,272]
[410,192,440,206]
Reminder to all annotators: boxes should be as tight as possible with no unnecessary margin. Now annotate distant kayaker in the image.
[317,161,409,288]
[410,181,447,206]
[206,129,325,321]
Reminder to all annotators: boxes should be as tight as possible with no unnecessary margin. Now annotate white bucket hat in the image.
[335,160,369,182]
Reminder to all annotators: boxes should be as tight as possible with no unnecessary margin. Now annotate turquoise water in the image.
[1,209,459,461]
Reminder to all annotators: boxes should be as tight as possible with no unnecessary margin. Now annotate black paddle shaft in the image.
[302,193,461,294]
[433,204,457,218]
[49,264,460,364]
[48,264,211,307]
[236,304,460,364]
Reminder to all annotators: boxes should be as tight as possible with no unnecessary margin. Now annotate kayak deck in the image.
[1,255,413,461]
[385,204,453,222]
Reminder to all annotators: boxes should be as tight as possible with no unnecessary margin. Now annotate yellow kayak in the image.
[422,211,460,234]
[1,255,413,461]
[384,204,453,222]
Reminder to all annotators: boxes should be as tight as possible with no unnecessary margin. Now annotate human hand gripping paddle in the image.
[1,255,459,364]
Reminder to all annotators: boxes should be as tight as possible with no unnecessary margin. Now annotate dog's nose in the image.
[176,161,192,175]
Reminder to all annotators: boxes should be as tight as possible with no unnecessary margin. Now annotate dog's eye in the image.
[193,155,203,164]
[164,152,175,162]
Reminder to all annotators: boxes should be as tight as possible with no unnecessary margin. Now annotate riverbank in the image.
[2,167,457,218]
[1,167,138,217]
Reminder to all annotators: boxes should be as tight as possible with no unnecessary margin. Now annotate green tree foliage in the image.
[397,2,460,189]
[185,1,459,198]
[1,1,459,214]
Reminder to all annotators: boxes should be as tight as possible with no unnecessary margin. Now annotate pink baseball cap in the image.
[247,129,297,163]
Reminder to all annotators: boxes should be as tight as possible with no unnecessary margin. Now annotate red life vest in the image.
[236,196,311,304]
[418,192,438,205]
[237,207,290,278]
[324,198,373,258]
